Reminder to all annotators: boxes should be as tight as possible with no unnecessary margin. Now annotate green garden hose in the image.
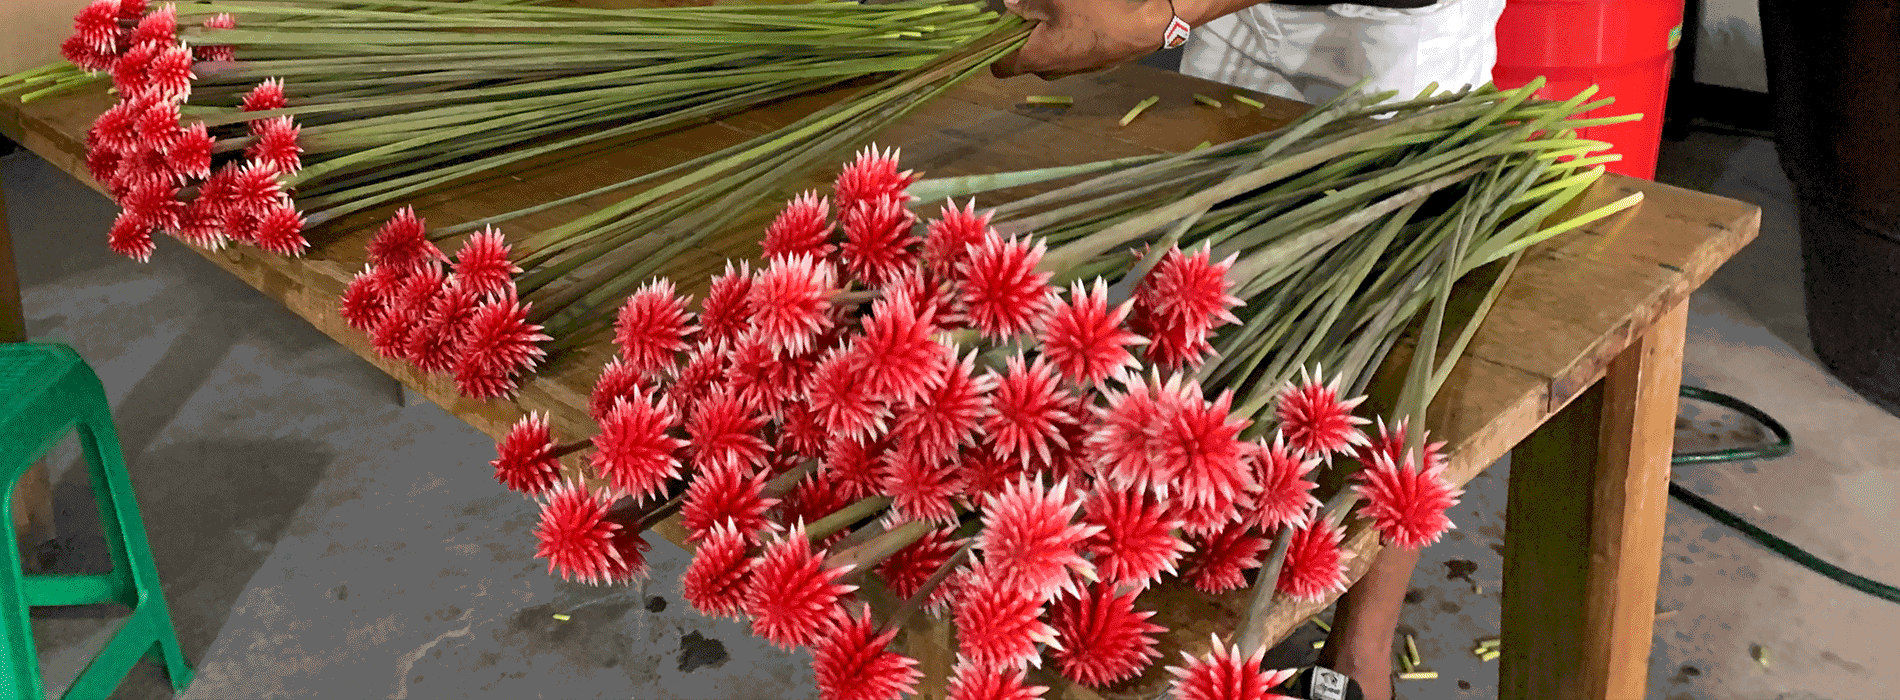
[1670,386,1900,604]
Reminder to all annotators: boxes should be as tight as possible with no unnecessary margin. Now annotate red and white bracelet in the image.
[1162,0,1191,49]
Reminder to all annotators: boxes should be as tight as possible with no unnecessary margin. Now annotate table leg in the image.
[1500,301,1689,700]
[0,159,60,569]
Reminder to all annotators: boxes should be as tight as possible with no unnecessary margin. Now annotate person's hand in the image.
[991,0,1175,80]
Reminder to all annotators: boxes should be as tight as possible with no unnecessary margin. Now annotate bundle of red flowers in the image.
[485,149,1465,699]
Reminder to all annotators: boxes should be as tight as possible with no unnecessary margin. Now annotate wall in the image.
[1696,0,1768,93]
[1,0,80,75]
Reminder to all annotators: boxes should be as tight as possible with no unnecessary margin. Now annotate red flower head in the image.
[746,253,834,357]
[1129,306,1216,371]
[698,261,753,347]
[777,474,853,542]
[195,161,241,212]
[373,264,446,357]
[723,336,817,417]
[976,477,1100,601]
[175,195,227,250]
[744,523,858,650]
[367,208,443,275]
[1352,416,1448,475]
[892,350,995,465]
[1047,584,1166,688]
[1081,489,1192,590]
[1158,382,1253,526]
[493,412,562,496]
[959,446,1025,507]
[614,278,696,376]
[839,195,920,289]
[66,0,122,59]
[1276,519,1348,602]
[1244,434,1321,532]
[665,341,727,416]
[111,42,160,98]
[851,283,950,407]
[819,435,887,501]
[589,356,645,423]
[532,480,649,585]
[811,604,922,700]
[241,78,287,115]
[454,296,550,393]
[1086,379,1170,492]
[1040,280,1146,387]
[107,211,156,262]
[340,266,402,331]
[1354,450,1461,549]
[170,122,212,180]
[133,99,182,152]
[116,0,147,23]
[122,178,183,233]
[88,101,141,155]
[959,232,1053,341]
[1165,636,1299,700]
[1136,246,1243,334]
[679,459,776,542]
[1180,521,1268,595]
[589,392,686,503]
[228,161,284,214]
[128,3,175,47]
[61,35,114,74]
[253,201,308,256]
[808,348,891,444]
[246,116,303,175]
[222,206,261,245]
[947,663,1047,700]
[681,522,755,620]
[195,14,237,62]
[685,389,768,472]
[875,526,962,604]
[981,355,1074,470]
[404,281,481,373]
[952,567,1061,670]
[762,190,834,262]
[834,146,918,214]
[879,447,963,525]
[1274,366,1371,460]
[450,227,519,299]
[84,146,122,193]
[922,199,993,280]
[144,45,195,103]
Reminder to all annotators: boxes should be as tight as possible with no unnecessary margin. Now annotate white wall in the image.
[1696,0,1768,93]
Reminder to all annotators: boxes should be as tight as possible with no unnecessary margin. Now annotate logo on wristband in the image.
[1163,15,1191,49]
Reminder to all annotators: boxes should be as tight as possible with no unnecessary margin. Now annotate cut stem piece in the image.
[1119,95,1159,126]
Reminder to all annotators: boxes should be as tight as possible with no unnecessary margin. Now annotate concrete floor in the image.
[1,124,1895,699]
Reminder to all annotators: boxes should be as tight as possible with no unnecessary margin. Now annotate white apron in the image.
[1179,0,1508,106]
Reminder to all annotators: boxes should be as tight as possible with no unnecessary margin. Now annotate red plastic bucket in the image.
[1491,0,1685,179]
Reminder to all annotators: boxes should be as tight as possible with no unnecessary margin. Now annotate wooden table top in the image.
[1,57,1759,698]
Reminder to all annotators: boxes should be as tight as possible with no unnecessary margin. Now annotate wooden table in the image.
[1,59,1757,700]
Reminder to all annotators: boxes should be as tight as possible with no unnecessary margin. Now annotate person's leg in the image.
[1314,543,1424,700]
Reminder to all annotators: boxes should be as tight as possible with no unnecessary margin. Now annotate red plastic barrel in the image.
[1491,0,1685,180]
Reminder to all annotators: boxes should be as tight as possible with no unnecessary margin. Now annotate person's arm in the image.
[990,0,1270,79]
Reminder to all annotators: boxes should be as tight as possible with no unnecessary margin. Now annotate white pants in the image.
[1180,0,1507,106]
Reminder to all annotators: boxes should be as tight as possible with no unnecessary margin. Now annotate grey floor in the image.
[2,125,1896,700]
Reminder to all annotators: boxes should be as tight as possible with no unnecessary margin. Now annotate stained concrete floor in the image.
[1,123,1895,700]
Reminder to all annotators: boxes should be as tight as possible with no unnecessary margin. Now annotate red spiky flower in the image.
[811,604,922,700]
[1080,489,1192,589]
[777,474,853,540]
[370,265,444,359]
[1040,280,1146,387]
[976,478,1100,601]
[253,201,308,256]
[454,296,550,393]
[1276,519,1348,601]
[88,101,141,154]
[340,266,402,331]
[246,115,302,174]
[590,392,686,503]
[405,282,481,373]
[493,412,563,496]
[1047,584,1166,688]
[874,526,962,604]
[891,350,995,464]
[981,355,1073,470]
[1137,246,1243,334]
[1353,416,1449,475]
[684,389,768,472]
[851,284,949,406]
[1245,435,1321,531]
[820,435,887,500]
[833,146,917,213]
[922,199,993,279]
[1274,367,1371,460]
[808,348,891,443]
[762,190,834,262]
[1088,379,1173,493]
[1165,637,1299,700]
[128,5,177,48]
[698,261,753,347]
[111,42,160,98]
[746,253,835,357]
[445,227,519,298]
[195,14,237,62]
[1180,521,1269,595]
[838,194,919,289]
[1353,450,1461,549]
[953,567,1062,670]
[958,232,1054,341]
[170,122,213,180]
[66,0,122,61]
[613,278,696,376]
[107,211,156,262]
[144,45,196,103]
[590,356,645,422]
[241,78,287,115]
[947,663,1047,700]
[532,480,650,585]
[1160,384,1253,523]
[679,459,776,541]
[879,448,963,525]
[681,522,755,620]
[744,523,858,650]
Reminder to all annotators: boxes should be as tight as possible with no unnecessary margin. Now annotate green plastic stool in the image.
[0,343,192,699]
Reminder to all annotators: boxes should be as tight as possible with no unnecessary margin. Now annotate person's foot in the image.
[1313,543,1424,700]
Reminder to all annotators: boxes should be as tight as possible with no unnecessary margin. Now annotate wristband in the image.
[1292,666,1365,700]
[1162,0,1191,49]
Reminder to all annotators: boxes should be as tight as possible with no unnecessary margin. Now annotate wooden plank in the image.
[1500,302,1688,700]
[0,164,58,569]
